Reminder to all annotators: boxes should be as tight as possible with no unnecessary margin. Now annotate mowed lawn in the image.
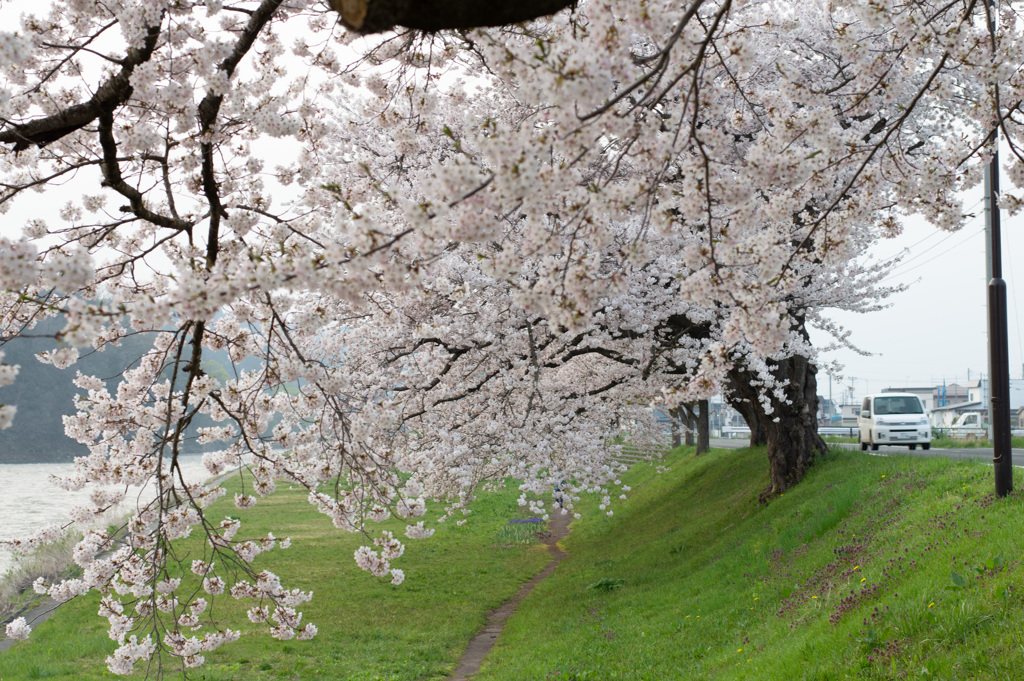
[0,475,551,681]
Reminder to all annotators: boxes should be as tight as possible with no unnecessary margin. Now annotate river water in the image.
[0,455,213,575]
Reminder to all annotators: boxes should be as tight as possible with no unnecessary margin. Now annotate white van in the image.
[858,393,932,451]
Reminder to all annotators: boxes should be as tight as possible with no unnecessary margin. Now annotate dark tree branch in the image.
[0,22,163,152]
[329,0,576,34]
[96,110,193,233]
[195,0,287,267]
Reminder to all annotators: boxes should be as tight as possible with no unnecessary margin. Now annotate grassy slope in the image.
[4,446,1024,680]
[478,446,1024,680]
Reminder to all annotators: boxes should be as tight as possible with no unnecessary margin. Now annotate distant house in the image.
[817,396,838,423]
[960,378,1024,415]
[1013,380,1024,412]
[965,379,985,405]
[929,401,985,428]
[840,404,860,427]
[935,382,970,408]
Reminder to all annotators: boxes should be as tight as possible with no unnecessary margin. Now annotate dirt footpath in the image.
[447,512,572,680]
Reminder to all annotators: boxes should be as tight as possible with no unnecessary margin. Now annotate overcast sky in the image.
[811,186,1024,406]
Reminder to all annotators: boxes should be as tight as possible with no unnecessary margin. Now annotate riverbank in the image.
[0,456,213,574]
[4,445,1024,679]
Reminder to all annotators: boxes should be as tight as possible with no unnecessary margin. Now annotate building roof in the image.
[929,400,984,413]
[883,387,935,394]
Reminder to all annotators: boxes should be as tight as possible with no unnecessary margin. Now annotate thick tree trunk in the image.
[331,0,576,33]
[678,402,710,453]
[728,391,767,447]
[680,404,696,447]
[696,399,710,455]
[669,407,682,448]
[728,354,827,501]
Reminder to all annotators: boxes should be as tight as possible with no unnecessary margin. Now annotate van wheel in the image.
[871,443,879,451]
[860,441,868,451]
[922,443,930,451]
[909,444,917,450]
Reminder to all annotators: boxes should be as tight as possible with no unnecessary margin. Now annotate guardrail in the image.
[718,426,861,438]
[820,426,859,437]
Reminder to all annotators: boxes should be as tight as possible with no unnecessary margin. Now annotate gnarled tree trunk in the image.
[728,354,827,501]
[727,388,767,447]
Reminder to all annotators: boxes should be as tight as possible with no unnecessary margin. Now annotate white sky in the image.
[812,186,1024,406]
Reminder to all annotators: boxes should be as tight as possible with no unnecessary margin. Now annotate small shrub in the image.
[587,578,625,592]
[0,532,80,623]
[494,522,542,547]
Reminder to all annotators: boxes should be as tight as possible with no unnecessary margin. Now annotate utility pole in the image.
[984,0,1013,496]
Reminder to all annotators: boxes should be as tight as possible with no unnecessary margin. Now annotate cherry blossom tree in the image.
[1,0,1020,674]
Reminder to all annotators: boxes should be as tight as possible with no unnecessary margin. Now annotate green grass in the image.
[931,435,1024,449]
[0,479,550,680]
[472,446,1024,680]
[5,446,1024,680]
[822,435,857,444]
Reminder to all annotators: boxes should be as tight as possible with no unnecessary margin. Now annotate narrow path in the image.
[447,512,572,681]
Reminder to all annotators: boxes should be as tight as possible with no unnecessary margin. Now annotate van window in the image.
[862,397,871,413]
[873,396,923,415]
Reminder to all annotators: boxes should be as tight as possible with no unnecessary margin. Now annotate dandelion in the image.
[861,578,866,582]
[928,602,935,608]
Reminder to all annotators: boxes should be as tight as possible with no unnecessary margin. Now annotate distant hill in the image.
[0,316,243,464]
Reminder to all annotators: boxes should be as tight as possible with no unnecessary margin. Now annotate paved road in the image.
[710,437,1024,464]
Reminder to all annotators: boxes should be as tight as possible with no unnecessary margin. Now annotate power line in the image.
[892,198,985,253]
[879,199,986,276]
[882,221,987,282]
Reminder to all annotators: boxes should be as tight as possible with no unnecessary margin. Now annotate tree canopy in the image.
[0,0,1018,673]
